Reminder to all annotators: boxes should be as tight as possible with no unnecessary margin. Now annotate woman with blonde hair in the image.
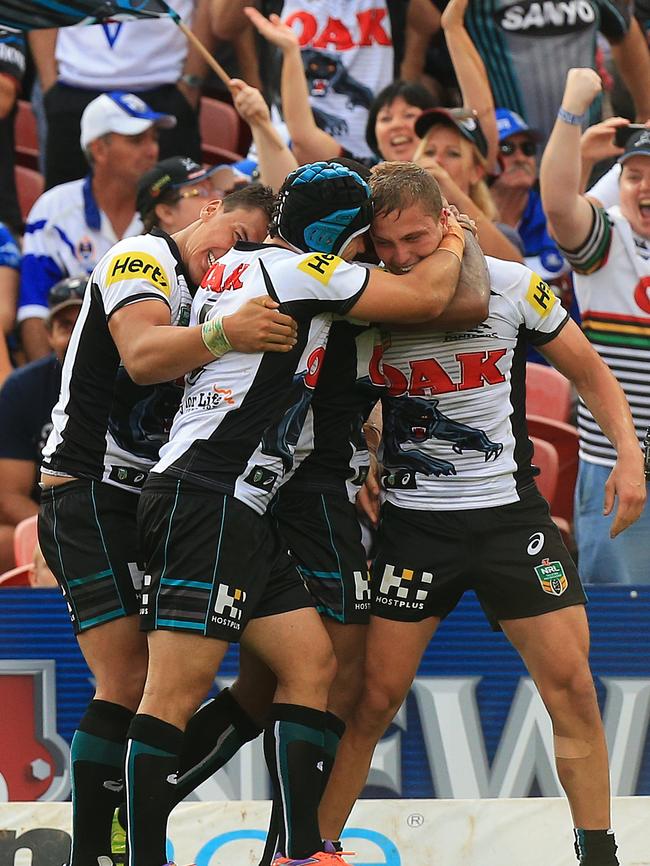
[414,107,523,261]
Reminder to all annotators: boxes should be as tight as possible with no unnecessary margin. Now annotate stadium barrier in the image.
[0,798,649,866]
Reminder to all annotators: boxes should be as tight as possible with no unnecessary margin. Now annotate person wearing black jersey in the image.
[126,159,471,866]
[37,185,297,866]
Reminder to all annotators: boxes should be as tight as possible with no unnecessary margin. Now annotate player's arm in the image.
[109,296,297,386]
[540,68,603,250]
[347,225,464,323]
[540,318,646,538]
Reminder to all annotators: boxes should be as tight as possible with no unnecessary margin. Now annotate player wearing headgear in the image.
[126,160,468,866]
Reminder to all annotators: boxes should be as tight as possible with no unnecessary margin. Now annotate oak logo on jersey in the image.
[213,583,246,629]
[384,349,507,397]
[297,252,343,286]
[107,252,170,296]
[534,557,568,596]
[203,262,249,293]
[285,8,392,51]
[376,563,433,610]
[526,273,555,318]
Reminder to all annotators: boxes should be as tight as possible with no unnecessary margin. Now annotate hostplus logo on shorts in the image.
[211,583,246,630]
[353,570,371,610]
[377,564,433,610]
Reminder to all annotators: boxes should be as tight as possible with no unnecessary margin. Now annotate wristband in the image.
[201,315,233,358]
[438,224,465,263]
[557,107,584,126]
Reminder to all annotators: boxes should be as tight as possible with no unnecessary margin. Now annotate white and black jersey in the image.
[152,242,369,513]
[283,319,385,501]
[380,258,568,510]
[42,230,194,492]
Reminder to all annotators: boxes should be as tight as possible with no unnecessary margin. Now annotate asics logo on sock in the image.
[103,780,124,792]
[166,773,178,785]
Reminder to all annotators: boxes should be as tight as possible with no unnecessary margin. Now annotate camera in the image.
[614,124,648,149]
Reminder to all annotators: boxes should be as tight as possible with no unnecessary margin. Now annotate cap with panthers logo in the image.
[415,108,489,159]
[137,156,222,217]
[272,160,373,256]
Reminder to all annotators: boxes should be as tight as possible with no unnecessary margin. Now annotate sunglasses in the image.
[178,186,215,200]
[500,140,537,157]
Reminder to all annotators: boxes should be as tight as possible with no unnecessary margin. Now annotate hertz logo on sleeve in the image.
[107,252,170,296]
[526,273,555,318]
[297,252,343,286]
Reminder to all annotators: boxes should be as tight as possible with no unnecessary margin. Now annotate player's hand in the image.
[223,296,297,354]
[562,68,602,116]
[603,449,647,538]
[447,204,477,237]
[580,116,628,164]
[244,6,300,52]
[230,78,271,127]
[356,456,381,526]
[441,0,468,30]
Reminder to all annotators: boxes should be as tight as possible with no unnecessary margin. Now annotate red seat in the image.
[527,414,579,524]
[530,436,559,503]
[14,514,38,568]
[526,362,573,423]
[200,97,243,165]
[15,165,44,219]
[15,99,39,170]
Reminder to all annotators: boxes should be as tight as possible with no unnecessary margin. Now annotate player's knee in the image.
[540,663,598,720]
[355,675,404,734]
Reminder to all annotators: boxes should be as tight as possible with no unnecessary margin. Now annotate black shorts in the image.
[272,488,370,624]
[38,479,143,634]
[138,477,314,641]
[371,489,586,628]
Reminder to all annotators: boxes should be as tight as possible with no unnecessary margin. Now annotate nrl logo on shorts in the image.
[534,558,568,596]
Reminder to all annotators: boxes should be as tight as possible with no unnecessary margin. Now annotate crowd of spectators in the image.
[0,0,648,581]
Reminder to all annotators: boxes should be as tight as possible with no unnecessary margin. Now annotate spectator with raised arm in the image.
[540,67,650,584]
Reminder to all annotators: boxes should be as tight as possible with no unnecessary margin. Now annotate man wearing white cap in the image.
[18,90,174,361]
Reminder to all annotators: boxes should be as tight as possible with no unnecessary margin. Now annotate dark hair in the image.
[365,80,438,158]
[221,183,276,223]
[142,186,182,233]
[143,182,276,233]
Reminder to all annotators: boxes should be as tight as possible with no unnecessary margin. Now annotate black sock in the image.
[70,700,133,866]
[172,688,261,803]
[125,714,184,866]
[263,703,326,860]
[574,829,619,866]
[257,710,346,865]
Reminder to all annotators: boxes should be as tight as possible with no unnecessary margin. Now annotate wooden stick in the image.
[177,19,231,88]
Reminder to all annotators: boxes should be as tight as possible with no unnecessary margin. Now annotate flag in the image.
[0,0,179,32]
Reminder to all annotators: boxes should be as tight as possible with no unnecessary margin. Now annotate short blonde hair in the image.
[370,161,444,220]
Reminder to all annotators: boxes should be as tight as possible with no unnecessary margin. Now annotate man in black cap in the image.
[136,156,245,235]
[0,276,84,572]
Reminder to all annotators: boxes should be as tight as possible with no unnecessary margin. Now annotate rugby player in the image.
[37,185,295,866]
[126,160,469,866]
[317,161,646,866]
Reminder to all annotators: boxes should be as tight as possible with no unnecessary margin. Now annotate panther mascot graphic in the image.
[302,49,374,137]
[382,394,503,479]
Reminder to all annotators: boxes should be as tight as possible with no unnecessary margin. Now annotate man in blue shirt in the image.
[17,91,173,362]
[0,276,84,571]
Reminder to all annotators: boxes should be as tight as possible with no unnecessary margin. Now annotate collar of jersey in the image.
[83,174,101,231]
[151,227,199,297]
